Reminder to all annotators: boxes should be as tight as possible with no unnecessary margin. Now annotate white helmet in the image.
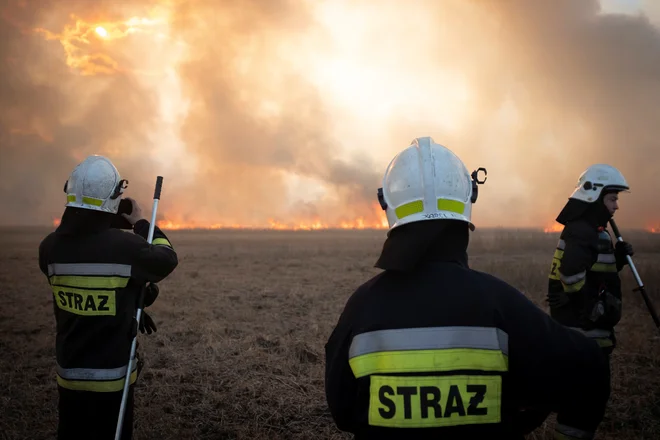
[568,164,629,203]
[377,136,487,233]
[63,155,127,214]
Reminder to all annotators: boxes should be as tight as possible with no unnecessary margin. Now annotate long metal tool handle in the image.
[609,218,660,332]
[115,176,164,440]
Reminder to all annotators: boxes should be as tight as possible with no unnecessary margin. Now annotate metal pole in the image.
[115,176,163,440]
[609,218,660,333]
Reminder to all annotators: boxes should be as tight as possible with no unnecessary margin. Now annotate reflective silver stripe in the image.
[559,270,586,285]
[48,263,131,277]
[557,239,566,250]
[596,253,616,264]
[57,362,137,381]
[569,327,612,339]
[348,326,509,359]
[556,422,594,439]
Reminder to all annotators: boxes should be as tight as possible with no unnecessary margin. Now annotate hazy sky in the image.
[1,0,659,229]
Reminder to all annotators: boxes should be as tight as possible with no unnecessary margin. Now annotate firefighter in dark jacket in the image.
[547,164,634,355]
[325,137,611,440]
[38,155,178,440]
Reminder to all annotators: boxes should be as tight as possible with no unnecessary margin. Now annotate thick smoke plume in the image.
[1,0,659,229]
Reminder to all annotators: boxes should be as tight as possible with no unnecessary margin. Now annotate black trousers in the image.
[57,384,135,440]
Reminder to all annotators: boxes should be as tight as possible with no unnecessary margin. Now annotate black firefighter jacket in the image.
[325,251,611,440]
[39,213,178,393]
[547,219,626,349]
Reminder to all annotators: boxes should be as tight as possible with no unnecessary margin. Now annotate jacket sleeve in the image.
[38,237,49,277]
[558,222,599,293]
[324,295,360,434]
[125,219,179,283]
[496,282,611,439]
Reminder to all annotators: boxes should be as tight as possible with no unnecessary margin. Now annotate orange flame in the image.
[53,218,61,227]
[34,14,167,76]
[158,203,389,231]
[647,225,660,233]
[543,221,563,233]
[157,216,388,231]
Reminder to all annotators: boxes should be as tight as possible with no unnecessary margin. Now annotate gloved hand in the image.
[547,291,570,308]
[589,287,622,328]
[615,241,634,258]
[139,311,157,335]
[144,283,159,307]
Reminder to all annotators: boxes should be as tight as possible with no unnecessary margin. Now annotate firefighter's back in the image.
[343,260,520,439]
[325,137,611,440]
[41,226,162,380]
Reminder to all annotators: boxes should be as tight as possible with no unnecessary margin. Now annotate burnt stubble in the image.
[1,228,659,440]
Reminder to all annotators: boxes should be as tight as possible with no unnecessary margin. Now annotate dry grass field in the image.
[1,227,659,440]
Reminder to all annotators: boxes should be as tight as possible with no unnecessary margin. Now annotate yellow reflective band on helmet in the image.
[395,200,424,219]
[66,194,104,206]
[57,369,137,392]
[394,199,466,219]
[368,375,501,428]
[49,275,129,289]
[437,198,465,214]
[152,237,172,247]
[51,287,116,316]
[350,348,508,378]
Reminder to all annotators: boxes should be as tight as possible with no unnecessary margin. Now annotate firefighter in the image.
[324,137,611,439]
[38,155,178,440]
[547,164,634,355]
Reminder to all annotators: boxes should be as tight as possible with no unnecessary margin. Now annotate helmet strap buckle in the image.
[111,179,129,200]
[470,168,487,204]
[377,188,388,210]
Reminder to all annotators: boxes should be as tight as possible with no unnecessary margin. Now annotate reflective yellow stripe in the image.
[549,249,564,280]
[394,199,466,219]
[49,275,129,289]
[368,375,501,428]
[561,277,586,293]
[57,369,137,392]
[82,197,103,206]
[66,195,104,206]
[51,287,116,316]
[349,348,508,378]
[437,198,465,214]
[395,200,423,218]
[595,338,614,348]
[152,237,172,247]
[591,263,617,273]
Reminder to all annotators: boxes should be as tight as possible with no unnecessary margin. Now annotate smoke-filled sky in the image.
[1,0,659,229]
